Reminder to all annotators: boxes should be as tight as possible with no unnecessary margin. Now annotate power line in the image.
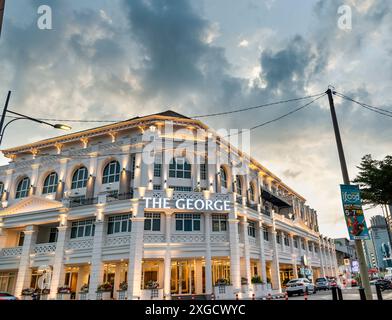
[5,93,325,123]
[5,115,119,123]
[334,91,392,118]
[191,92,325,118]
[224,93,326,138]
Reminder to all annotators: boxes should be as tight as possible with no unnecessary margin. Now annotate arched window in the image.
[249,183,255,202]
[102,160,120,184]
[16,177,30,199]
[71,167,88,189]
[169,158,191,179]
[220,167,227,188]
[43,172,59,194]
[236,176,242,195]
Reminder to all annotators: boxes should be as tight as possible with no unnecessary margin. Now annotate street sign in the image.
[340,184,370,240]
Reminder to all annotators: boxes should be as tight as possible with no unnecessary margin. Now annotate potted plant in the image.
[97,282,112,300]
[117,281,128,300]
[40,288,50,300]
[145,280,159,289]
[21,288,34,300]
[215,278,229,286]
[251,275,263,284]
[78,284,89,300]
[251,275,265,297]
[57,285,71,300]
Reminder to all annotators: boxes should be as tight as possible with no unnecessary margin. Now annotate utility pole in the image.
[326,87,373,300]
[0,90,11,136]
[0,0,5,37]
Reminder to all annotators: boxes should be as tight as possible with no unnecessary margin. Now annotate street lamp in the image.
[0,91,71,145]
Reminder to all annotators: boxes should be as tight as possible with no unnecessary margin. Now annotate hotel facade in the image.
[0,111,338,300]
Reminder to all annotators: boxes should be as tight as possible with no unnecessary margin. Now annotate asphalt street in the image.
[275,287,392,300]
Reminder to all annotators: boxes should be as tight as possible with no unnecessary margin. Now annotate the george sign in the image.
[144,197,231,212]
[340,184,369,240]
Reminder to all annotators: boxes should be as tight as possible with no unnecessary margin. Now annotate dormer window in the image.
[169,158,191,179]
[102,160,120,184]
[15,177,30,199]
[42,172,59,194]
[71,167,88,189]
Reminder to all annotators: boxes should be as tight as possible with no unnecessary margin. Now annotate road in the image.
[276,287,392,300]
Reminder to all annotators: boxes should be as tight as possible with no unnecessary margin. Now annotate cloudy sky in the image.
[0,0,391,238]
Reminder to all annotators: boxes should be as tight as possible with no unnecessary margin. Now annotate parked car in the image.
[0,292,18,300]
[315,277,330,291]
[375,279,392,291]
[286,278,316,296]
[349,279,358,287]
[327,277,338,288]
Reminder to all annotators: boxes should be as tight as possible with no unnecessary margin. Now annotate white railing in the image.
[105,235,131,247]
[170,234,205,243]
[210,233,229,242]
[34,243,56,254]
[67,238,94,250]
[249,237,257,246]
[143,234,166,243]
[0,246,22,257]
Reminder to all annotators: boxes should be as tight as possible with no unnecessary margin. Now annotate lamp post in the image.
[0,91,71,145]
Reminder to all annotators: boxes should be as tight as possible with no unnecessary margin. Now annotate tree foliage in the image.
[353,154,392,206]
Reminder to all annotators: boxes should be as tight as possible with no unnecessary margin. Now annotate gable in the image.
[0,196,63,216]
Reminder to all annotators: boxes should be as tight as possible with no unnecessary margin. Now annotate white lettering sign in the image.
[144,197,231,211]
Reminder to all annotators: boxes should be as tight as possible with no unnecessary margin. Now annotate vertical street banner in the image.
[340,184,370,240]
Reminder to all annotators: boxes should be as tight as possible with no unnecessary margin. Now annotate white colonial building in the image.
[0,111,338,300]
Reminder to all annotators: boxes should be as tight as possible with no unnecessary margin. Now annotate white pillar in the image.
[50,220,70,299]
[240,216,251,292]
[290,234,298,278]
[270,229,281,292]
[14,225,38,298]
[204,212,213,295]
[127,200,145,299]
[113,264,122,299]
[318,240,326,277]
[88,218,105,299]
[257,221,267,284]
[163,212,172,298]
[228,214,241,292]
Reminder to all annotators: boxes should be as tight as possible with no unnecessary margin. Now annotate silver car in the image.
[286,278,316,296]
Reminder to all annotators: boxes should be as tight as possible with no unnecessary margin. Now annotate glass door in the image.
[171,260,196,295]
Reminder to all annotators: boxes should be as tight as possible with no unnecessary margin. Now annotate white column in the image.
[50,218,70,299]
[127,200,145,299]
[318,240,326,277]
[270,228,281,292]
[14,225,38,298]
[163,212,172,298]
[228,213,241,292]
[204,212,213,295]
[0,222,7,249]
[240,216,251,291]
[290,234,298,278]
[257,221,267,284]
[113,264,122,299]
[88,217,105,299]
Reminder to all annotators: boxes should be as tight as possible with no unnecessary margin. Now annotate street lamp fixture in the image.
[0,91,72,145]
[53,124,72,131]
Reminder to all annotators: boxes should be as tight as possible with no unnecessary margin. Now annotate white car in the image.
[286,278,316,296]
[0,292,18,300]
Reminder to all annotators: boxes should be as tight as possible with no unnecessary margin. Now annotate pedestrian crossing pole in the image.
[326,87,372,300]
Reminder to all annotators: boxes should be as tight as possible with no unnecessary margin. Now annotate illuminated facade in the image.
[0,111,338,299]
